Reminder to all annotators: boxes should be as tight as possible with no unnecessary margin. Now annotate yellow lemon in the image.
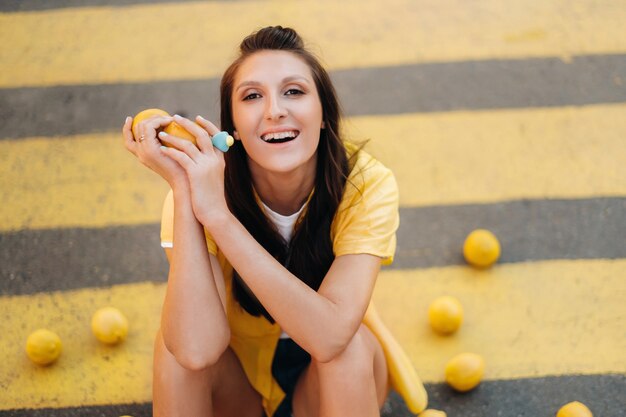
[419,410,447,417]
[131,108,170,139]
[91,307,129,345]
[463,229,501,268]
[556,401,593,417]
[444,352,485,392]
[163,120,199,147]
[132,108,201,148]
[428,296,464,335]
[26,329,62,365]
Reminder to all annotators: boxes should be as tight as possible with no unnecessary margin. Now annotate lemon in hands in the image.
[131,108,170,139]
[26,329,62,365]
[557,401,593,417]
[428,296,464,335]
[163,120,198,147]
[463,229,501,268]
[445,352,485,392]
[91,307,129,345]
[132,108,198,147]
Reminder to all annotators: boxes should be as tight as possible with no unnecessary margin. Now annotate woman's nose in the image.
[264,95,287,120]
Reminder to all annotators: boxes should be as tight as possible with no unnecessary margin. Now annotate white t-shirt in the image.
[260,200,306,339]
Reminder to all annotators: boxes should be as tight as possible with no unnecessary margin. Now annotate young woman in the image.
[122,26,399,417]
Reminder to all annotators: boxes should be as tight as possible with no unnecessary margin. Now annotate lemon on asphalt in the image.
[91,307,129,345]
[463,229,501,268]
[428,296,464,335]
[419,409,447,417]
[26,329,62,365]
[556,401,593,417]
[444,352,485,392]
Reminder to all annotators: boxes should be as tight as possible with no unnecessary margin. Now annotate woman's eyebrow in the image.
[235,76,311,92]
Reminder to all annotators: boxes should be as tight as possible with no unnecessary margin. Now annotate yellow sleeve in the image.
[332,154,399,266]
[160,189,218,255]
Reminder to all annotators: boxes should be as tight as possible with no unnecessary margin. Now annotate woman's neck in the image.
[249,161,316,216]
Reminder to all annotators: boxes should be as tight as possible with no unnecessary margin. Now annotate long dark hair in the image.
[220,26,353,322]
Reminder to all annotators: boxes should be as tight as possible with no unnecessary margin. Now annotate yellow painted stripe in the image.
[351,104,626,207]
[1,0,625,87]
[2,104,625,232]
[0,282,164,409]
[1,259,624,409]
[372,259,626,382]
[0,132,170,232]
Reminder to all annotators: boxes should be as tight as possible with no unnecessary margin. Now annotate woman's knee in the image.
[293,325,388,415]
[153,331,263,417]
[154,330,217,383]
[312,325,377,376]
[156,329,229,372]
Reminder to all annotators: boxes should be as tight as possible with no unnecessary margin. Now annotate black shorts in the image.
[270,338,311,417]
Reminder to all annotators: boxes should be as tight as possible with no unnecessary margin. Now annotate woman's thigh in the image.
[291,325,389,417]
[153,329,264,417]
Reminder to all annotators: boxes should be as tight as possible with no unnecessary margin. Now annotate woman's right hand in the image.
[122,115,188,189]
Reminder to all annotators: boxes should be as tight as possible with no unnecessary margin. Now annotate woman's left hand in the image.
[158,114,229,227]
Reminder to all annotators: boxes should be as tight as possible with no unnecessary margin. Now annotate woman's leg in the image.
[291,324,389,417]
[153,329,264,417]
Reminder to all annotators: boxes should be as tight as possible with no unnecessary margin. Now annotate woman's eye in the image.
[285,89,304,96]
[243,93,261,101]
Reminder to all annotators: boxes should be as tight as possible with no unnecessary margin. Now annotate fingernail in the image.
[173,114,182,120]
[196,115,206,121]
[125,116,132,123]
[160,146,167,150]
[158,131,167,138]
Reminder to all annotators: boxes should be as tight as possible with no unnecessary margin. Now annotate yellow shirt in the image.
[160,147,399,416]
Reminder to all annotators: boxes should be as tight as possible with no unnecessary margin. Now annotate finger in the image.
[122,116,138,154]
[160,144,195,171]
[142,115,174,132]
[158,131,203,161]
[194,115,223,153]
[136,115,174,145]
[194,115,220,136]
[215,148,226,164]
[172,114,211,137]
[171,114,215,153]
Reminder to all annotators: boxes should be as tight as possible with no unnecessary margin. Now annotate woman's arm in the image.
[207,212,381,363]
[160,188,230,370]
[155,115,384,362]
[122,116,229,370]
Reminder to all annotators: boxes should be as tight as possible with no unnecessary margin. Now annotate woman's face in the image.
[231,50,324,176]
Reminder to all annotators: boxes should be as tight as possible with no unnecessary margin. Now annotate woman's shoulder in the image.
[344,141,395,192]
[339,141,398,213]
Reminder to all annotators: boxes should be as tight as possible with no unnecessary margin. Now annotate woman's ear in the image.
[321,121,326,129]
[233,130,241,140]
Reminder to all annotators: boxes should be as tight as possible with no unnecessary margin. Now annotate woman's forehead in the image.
[235,50,314,87]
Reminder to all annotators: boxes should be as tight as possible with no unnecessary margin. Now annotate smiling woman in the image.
[122,25,418,417]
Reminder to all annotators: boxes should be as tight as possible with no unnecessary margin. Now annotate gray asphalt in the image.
[2,197,626,295]
[2,54,625,140]
[1,375,624,417]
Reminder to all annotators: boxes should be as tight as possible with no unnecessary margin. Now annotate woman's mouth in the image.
[260,130,300,144]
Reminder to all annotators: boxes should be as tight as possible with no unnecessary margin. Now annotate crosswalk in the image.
[1,1,625,416]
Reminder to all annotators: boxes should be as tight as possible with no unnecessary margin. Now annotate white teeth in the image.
[261,131,298,141]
